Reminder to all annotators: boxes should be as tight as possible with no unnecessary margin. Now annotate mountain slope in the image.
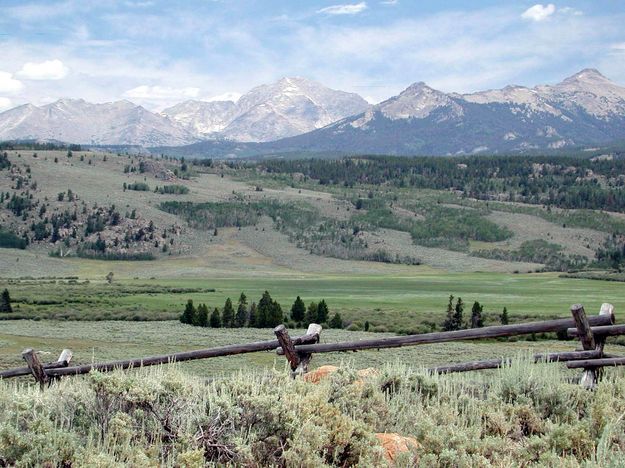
[160,100,237,136]
[0,99,198,146]
[162,77,370,142]
[257,69,625,155]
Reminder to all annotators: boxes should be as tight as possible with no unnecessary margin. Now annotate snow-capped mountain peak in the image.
[163,77,370,142]
[0,99,197,146]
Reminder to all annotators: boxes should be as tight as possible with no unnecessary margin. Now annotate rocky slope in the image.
[162,77,370,142]
[0,99,197,146]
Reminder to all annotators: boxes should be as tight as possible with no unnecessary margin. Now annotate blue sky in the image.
[0,1,624,111]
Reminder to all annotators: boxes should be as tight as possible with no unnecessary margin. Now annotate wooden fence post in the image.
[22,349,49,389]
[593,303,614,382]
[274,325,300,374]
[274,324,322,378]
[571,304,598,389]
[294,324,322,377]
[57,349,73,366]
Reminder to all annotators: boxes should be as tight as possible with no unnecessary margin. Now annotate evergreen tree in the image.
[196,304,209,327]
[257,291,272,327]
[290,296,306,323]
[470,301,484,328]
[210,307,222,328]
[221,298,235,327]
[248,302,258,327]
[364,321,370,332]
[500,307,509,325]
[316,300,329,324]
[329,312,343,329]
[257,291,283,327]
[267,300,283,327]
[235,292,248,327]
[453,297,465,330]
[305,302,318,325]
[0,289,12,313]
[442,294,455,331]
[180,299,196,325]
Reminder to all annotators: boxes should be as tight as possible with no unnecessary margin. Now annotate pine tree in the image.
[290,296,306,323]
[305,302,318,325]
[267,300,283,328]
[235,293,248,327]
[248,302,258,327]
[442,294,455,331]
[316,300,329,324]
[453,297,465,330]
[500,307,509,325]
[257,291,273,327]
[210,307,222,328]
[0,289,12,313]
[329,312,343,329]
[180,299,196,325]
[221,298,235,327]
[197,304,209,327]
[470,301,484,328]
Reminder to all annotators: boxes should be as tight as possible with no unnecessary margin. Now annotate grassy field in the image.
[1,272,624,329]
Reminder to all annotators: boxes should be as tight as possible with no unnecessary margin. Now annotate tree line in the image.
[260,155,625,213]
[180,291,343,329]
[442,295,509,331]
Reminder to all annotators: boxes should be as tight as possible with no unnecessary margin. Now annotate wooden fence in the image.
[1,303,624,389]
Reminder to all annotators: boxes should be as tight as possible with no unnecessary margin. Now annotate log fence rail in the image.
[1,303,624,389]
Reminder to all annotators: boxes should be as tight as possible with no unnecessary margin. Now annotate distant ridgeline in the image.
[0,141,82,152]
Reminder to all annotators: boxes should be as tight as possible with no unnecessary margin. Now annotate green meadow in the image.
[2,271,623,330]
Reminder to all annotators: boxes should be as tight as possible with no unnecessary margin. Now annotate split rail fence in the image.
[2,302,624,389]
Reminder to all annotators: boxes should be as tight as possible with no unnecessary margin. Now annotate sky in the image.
[0,1,624,112]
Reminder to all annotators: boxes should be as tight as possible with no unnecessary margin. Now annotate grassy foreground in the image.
[2,361,625,466]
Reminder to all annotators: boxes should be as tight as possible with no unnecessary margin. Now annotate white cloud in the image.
[18,59,69,80]
[205,91,242,102]
[521,4,556,22]
[380,0,398,4]
[559,7,582,16]
[123,85,201,100]
[318,2,367,15]
[0,97,13,111]
[0,72,24,93]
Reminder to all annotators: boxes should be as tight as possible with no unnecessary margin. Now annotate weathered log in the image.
[57,349,73,365]
[0,360,70,379]
[0,348,73,380]
[430,349,604,374]
[571,304,598,389]
[571,304,595,349]
[22,349,48,388]
[279,315,614,355]
[591,304,614,384]
[274,325,300,371]
[567,357,625,369]
[567,324,625,338]
[45,331,321,377]
[294,323,323,376]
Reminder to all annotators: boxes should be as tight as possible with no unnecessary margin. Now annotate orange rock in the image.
[375,433,419,464]
[302,365,339,383]
[357,367,379,379]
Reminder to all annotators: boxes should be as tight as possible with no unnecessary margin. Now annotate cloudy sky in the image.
[1,1,624,111]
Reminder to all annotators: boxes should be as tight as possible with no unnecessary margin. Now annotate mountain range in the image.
[1,69,625,156]
[161,77,369,142]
